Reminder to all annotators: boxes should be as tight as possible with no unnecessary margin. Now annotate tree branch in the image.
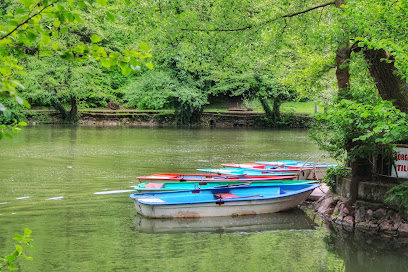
[180,1,336,32]
[0,1,57,40]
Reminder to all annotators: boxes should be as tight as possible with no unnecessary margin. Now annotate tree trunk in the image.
[50,96,68,120]
[335,41,351,93]
[68,95,78,122]
[363,49,408,113]
[50,94,78,122]
[272,97,281,121]
[346,156,372,206]
[259,96,275,120]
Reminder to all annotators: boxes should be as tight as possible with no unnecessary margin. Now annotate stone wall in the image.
[315,193,408,241]
[25,110,313,128]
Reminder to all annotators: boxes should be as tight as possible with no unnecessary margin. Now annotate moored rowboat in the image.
[133,179,318,192]
[255,160,338,180]
[137,173,296,182]
[197,167,311,180]
[130,183,320,218]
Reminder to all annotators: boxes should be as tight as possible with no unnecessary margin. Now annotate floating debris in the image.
[94,190,134,195]
[16,196,30,200]
[45,196,63,200]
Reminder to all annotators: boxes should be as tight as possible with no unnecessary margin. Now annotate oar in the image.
[213,182,252,188]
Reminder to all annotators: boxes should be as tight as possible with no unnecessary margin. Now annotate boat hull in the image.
[133,189,314,219]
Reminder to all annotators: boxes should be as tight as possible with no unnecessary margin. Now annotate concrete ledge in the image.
[358,182,395,204]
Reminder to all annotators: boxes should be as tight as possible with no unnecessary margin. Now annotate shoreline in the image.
[24,110,313,128]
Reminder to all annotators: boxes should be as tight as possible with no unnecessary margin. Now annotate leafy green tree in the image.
[0,0,152,130]
[311,92,408,204]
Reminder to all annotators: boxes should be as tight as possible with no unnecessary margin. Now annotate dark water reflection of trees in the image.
[323,222,408,272]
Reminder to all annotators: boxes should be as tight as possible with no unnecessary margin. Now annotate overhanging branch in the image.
[180,1,335,32]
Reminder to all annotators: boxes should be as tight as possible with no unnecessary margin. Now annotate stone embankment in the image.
[25,110,313,128]
[315,192,408,248]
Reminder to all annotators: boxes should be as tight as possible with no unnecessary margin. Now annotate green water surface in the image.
[0,126,407,271]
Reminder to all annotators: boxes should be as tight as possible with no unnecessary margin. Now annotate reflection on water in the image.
[323,223,408,272]
[0,125,406,271]
[133,208,317,234]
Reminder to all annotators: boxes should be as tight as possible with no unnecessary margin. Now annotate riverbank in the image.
[315,191,408,249]
[24,109,314,128]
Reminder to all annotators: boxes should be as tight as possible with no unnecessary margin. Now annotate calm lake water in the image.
[1,125,408,271]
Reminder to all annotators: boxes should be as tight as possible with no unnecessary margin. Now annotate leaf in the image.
[21,255,33,261]
[15,8,26,14]
[9,20,19,27]
[26,30,37,42]
[15,245,23,253]
[16,96,24,105]
[18,121,27,126]
[145,62,153,70]
[5,252,18,262]
[106,11,115,22]
[73,14,84,24]
[96,0,108,6]
[24,228,32,237]
[41,32,51,45]
[8,262,18,270]
[139,42,148,51]
[119,62,132,76]
[14,234,23,241]
[3,110,11,119]
[77,1,86,8]
[90,34,101,43]
[11,80,25,89]
[52,43,59,50]
[100,58,111,68]
[19,0,34,8]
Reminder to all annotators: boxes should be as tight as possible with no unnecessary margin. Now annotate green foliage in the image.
[340,0,408,80]
[123,71,177,109]
[323,165,350,191]
[174,86,207,125]
[385,182,408,211]
[0,228,34,271]
[310,94,408,163]
[0,0,153,122]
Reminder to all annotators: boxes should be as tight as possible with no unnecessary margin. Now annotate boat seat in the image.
[213,193,240,200]
[144,183,164,189]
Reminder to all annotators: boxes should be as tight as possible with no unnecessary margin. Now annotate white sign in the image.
[391,147,408,178]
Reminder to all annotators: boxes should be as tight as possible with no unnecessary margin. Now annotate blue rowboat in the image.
[197,168,311,180]
[254,160,338,180]
[255,160,337,168]
[133,180,318,192]
[130,183,320,218]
